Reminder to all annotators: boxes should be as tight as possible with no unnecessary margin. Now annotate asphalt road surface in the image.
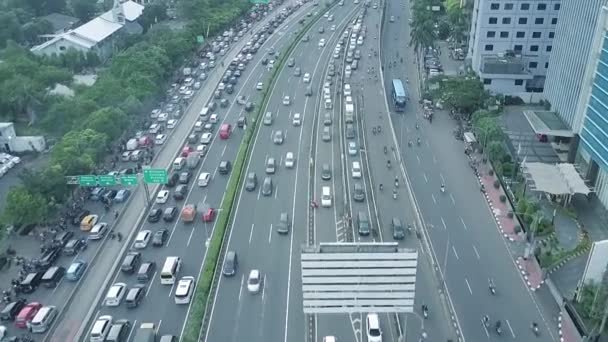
[203,3,363,342]
[40,2,312,342]
[381,0,558,341]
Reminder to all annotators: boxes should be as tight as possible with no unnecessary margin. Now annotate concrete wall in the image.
[10,136,47,153]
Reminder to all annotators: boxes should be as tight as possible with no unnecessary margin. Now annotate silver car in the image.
[273,130,284,144]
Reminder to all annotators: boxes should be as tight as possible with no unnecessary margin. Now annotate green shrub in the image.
[493,180,500,189]
[500,195,507,202]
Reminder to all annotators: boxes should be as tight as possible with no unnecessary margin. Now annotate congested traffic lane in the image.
[381,0,555,340]
[204,4,360,342]
[78,4,317,340]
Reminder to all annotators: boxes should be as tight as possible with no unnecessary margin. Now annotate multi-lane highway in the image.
[73,2,323,341]
[38,1,318,341]
[382,0,558,340]
[205,1,455,341]
[203,3,363,342]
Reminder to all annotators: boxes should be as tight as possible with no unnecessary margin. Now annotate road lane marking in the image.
[221,145,227,156]
[452,245,459,260]
[450,193,455,205]
[416,154,420,164]
[460,217,468,231]
[249,223,255,244]
[473,245,480,259]
[506,319,515,338]
[274,185,279,199]
[465,278,472,295]
[146,272,157,296]
[423,173,428,183]
[187,226,196,246]
[481,317,489,337]
[156,320,162,335]
[238,274,244,301]
[440,173,445,184]
[127,320,137,341]
[268,223,273,244]
[441,217,447,230]
[431,193,436,204]
[262,274,267,302]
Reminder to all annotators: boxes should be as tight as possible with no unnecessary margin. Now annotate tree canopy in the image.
[1,0,252,227]
[430,74,489,114]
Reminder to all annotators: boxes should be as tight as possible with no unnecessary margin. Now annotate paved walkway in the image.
[0,229,46,291]
[540,201,580,251]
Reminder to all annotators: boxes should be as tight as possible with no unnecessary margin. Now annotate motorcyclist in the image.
[384,146,388,154]
[387,160,391,168]
[440,183,445,192]
[416,123,419,130]
[417,138,421,145]
[379,184,383,191]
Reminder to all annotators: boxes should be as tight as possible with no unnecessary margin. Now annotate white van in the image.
[345,65,352,78]
[194,121,203,132]
[160,256,182,285]
[344,83,351,96]
[29,306,57,333]
[104,283,126,307]
[199,107,210,120]
[198,172,211,187]
[90,315,113,342]
[352,161,362,178]
[321,186,332,207]
[173,157,186,170]
[324,98,333,109]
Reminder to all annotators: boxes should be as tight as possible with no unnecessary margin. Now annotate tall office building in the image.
[544,0,608,132]
[466,0,560,96]
[576,6,608,208]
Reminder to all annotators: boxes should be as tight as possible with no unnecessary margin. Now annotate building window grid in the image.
[581,119,608,158]
[580,130,608,170]
[583,108,608,147]
[587,99,608,130]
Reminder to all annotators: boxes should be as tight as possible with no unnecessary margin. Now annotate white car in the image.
[256,82,263,90]
[155,134,167,145]
[330,25,336,31]
[167,119,177,129]
[88,222,108,240]
[292,113,302,126]
[201,132,213,144]
[194,82,202,89]
[344,84,351,96]
[283,96,291,106]
[156,190,170,204]
[318,38,326,47]
[303,73,311,83]
[104,283,126,307]
[157,112,169,122]
[91,316,112,340]
[198,172,211,187]
[285,152,295,168]
[345,96,353,105]
[133,230,152,249]
[247,270,261,294]
[366,313,382,342]
[196,144,208,155]
[348,141,358,156]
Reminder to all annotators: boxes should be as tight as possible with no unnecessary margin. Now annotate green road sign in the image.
[143,169,168,184]
[66,176,79,185]
[98,175,117,186]
[120,175,139,186]
[250,0,269,3]
[79,175,98,187]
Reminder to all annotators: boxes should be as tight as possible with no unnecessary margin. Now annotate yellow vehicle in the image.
[80,214,99,231]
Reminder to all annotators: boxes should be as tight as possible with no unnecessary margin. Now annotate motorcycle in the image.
[384,146,388,154]
[379,184,383,191]
[532,323,540,336]
[393,190,397,200]
[395,178,399,188]
[495,321,502,335]
[440,185,445,193]
[417,139,421,146]
[387,160,391,169]
[422,305,428,319]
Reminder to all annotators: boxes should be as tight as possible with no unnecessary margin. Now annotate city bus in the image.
[391,79,407,112]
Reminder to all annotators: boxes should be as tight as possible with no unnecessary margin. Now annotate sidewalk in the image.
[0,231,43,291]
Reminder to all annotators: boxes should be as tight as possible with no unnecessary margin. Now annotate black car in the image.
[262,58,269,65]
[153,229,168,247]
[53,231,74,247]
[245,172,257,191]
[121,252,141,273]
[166,172,180,188]
[72,210,91,226]
[173,185,187,200]
[40,247,61,268]
[63,238,86,255]
[163,207,178,222]
[148,208,162,223]
[218,161,231,175]
[0,298,26,321]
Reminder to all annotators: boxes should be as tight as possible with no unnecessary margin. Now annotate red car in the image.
[181,146,193,157]
[15,302,42,329]
[202,207,215,222]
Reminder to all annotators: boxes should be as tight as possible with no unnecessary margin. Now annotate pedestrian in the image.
[114,210,119,220]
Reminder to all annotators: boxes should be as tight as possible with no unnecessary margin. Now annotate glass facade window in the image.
[502,17,511,24]
[581,35,608,170]
[505,3,513,10]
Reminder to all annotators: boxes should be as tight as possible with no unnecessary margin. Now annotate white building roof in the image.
[30,1,144,52]
[523,162,591,196]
